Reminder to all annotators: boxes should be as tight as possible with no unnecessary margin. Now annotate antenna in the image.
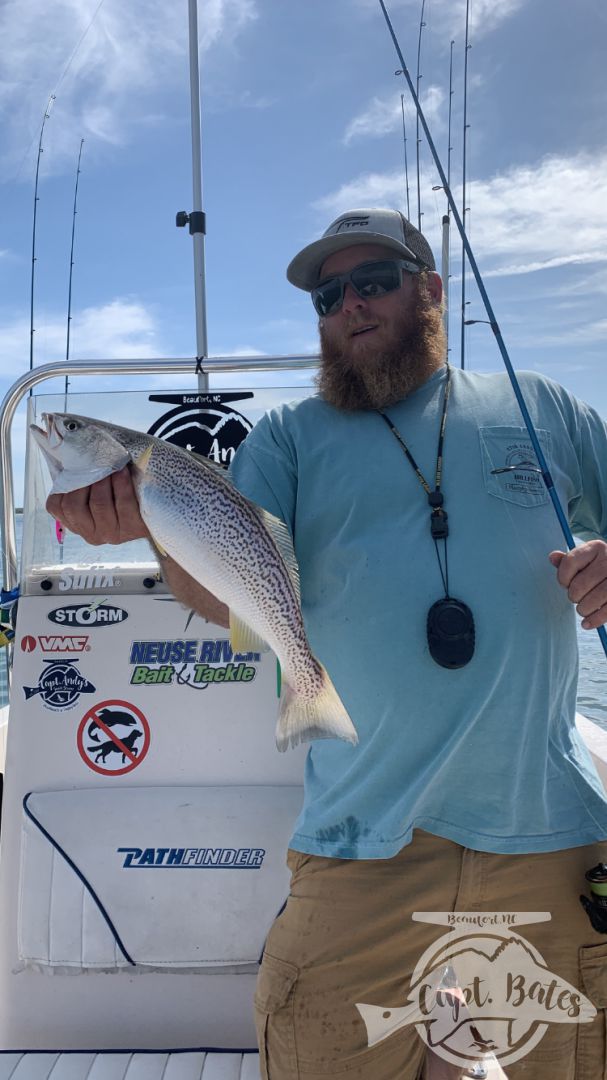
[400,94,411,220]
[415,0,427,231]
[460,0,471,370]
[29,95,55,388]
[64,139,84,407]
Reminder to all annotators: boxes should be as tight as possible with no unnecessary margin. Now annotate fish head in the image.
[30,413,131,494]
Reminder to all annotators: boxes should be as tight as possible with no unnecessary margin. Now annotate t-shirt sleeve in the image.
[565,393,607,542]
[228,410,297,533]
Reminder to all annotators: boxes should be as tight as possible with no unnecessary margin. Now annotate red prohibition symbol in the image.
[77,698,150,776]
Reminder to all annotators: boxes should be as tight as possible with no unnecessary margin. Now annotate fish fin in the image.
[258,509,300,603]
[133,444,153,473]
[229,611,268,654]
[275,662,358,753]
[149,535,169,559]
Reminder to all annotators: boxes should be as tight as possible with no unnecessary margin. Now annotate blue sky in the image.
[1,0,606,490]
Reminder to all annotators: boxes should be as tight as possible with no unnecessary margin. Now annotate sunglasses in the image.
[311,258,423,317]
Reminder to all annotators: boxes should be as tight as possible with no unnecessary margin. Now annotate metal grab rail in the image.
[0,353,319,591]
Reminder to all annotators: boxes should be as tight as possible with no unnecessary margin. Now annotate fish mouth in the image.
[30,414,64,468]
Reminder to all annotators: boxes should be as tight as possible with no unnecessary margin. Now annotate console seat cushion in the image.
[19,786,301,974]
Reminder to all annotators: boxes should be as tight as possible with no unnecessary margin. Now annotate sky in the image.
[0,0,606,495]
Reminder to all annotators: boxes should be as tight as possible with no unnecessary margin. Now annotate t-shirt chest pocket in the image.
[479,426,552,508]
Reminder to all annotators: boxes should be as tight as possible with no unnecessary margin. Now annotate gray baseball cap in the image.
[287,207,436,291]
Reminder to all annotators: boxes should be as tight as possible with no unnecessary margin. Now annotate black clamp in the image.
[430,508,449,539]
[176,210,206,236]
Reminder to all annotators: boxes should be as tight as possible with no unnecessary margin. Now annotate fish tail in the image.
[276,662,358,753]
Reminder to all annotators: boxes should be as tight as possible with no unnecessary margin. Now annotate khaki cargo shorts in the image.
[254,830,607,1079]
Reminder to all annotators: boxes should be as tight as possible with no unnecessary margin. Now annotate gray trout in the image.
[31,413,358,752]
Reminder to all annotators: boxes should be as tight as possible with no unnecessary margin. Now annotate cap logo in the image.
[335,217,370,232]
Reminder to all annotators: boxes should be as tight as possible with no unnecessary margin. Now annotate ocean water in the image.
[1,515,606,730]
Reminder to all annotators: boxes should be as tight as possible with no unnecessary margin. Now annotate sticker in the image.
[77,699,150,776]
[58,569,122,592]
[147,397,252,467]
[117,846,265,868]
[23,660,96,711]
[128,637,260,690]
[21,634,90,653]
[48,602,128,627]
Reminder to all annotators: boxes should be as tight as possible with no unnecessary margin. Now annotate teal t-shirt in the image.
[230,366,607,858]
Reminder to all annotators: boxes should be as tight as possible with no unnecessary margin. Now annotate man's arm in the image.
[46,466,229,628]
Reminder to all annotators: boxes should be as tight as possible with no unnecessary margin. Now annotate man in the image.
[48,208,607,1080]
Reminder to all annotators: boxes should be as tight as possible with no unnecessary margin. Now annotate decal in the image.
[128,638,260,689]
[77,699,150,776]
[20,634,90,653]
[147,395,253,467]
[23,660,96,711]
[48,602,128,627]
[58,568,122,592]
[118,846,265,868]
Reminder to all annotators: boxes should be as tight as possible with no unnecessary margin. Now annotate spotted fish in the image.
[31,412,358,752]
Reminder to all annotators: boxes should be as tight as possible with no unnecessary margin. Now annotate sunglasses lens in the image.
[312,278,343,317]
[351,261,401,299]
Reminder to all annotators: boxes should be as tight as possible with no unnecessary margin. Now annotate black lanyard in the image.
[378,363,452,597]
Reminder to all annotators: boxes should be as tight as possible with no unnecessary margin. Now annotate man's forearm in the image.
[161,554,229,628]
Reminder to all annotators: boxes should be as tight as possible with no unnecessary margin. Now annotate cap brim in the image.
[286,233,422,292]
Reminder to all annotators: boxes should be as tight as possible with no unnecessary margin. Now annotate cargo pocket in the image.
[577,941,607,1080]
[254,951,300,1080]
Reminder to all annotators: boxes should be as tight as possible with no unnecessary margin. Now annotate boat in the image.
[0,5,606,1079]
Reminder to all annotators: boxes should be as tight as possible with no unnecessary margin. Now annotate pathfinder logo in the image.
[21,634,90,653]
[48,603,128,627]
[118,846,265,868]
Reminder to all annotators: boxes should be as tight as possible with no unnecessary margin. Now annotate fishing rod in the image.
[379,0,607,658]
[442,39,455,348]
[415,0,426,231]
[29,95,55,389]
[400,94,411,220]
[65,138,85,407]
[460,0,471,370]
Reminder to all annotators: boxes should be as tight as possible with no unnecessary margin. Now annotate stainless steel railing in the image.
[0,354,319,592]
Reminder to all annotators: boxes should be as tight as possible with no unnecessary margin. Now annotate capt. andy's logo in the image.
[23,660,96,711]
[355,912,596,1071]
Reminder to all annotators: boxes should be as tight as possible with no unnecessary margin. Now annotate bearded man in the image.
[48,208,607,1080]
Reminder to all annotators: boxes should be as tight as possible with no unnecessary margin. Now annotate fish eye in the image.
[64,420,80,432]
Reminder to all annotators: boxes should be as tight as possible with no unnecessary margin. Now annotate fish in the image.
[31,412,358,752]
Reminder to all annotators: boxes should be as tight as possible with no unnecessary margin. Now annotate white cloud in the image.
[0,0,258,178]
[343,85,444,145]
[313,151,607,277]
[355,0,525,40]
[0,298,165,378]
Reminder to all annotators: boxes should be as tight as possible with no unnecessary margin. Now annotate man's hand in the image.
[46,467,149,546]
[549,540,607,630]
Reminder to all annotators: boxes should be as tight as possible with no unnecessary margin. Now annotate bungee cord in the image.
[379,0,607,658]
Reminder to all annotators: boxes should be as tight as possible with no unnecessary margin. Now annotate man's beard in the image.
[317,283,447,411]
